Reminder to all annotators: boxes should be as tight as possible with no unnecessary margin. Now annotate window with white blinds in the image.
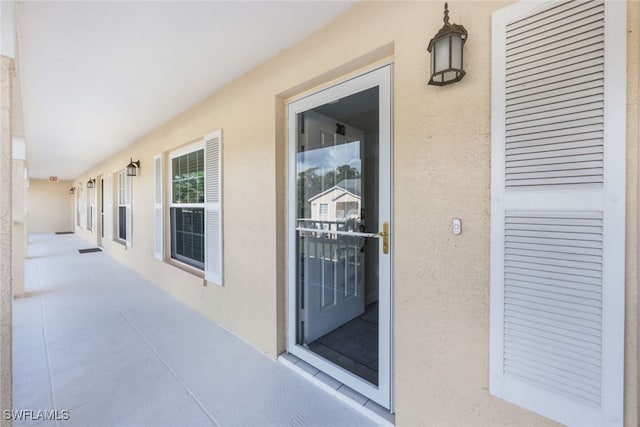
[76,184,81,227]
[162,130,223,285]
[116,171,132,247]
[490,1,626,426]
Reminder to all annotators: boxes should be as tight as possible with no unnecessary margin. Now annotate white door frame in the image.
[97,175,103,247]
[286,64,393,409]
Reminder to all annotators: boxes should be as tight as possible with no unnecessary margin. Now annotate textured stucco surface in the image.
[11,159,25,298]
[628,2,640,425]
[0,54,13,427]
[69,1,639,425]
[26,179,73,234]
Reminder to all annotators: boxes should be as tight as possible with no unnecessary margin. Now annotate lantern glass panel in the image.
[451,36,463,69]
[431,49,435,75]
[434,37,450,73]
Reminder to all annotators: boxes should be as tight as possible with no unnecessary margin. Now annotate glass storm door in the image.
[287,65,392,409]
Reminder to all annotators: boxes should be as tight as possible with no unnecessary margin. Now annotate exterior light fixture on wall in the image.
[69,187,75,195]
[126,158,140,176]
[427,2,468,86]
[87,178,95,189]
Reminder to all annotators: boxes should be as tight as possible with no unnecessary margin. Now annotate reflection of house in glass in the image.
[309,179,361,222]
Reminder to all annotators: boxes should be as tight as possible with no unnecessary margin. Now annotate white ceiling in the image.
[16,1,355,180]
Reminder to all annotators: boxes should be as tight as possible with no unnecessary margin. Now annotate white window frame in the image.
[78,183,86,229]
[106,174,113,240]
[162,131,223,283]
[117,171,125,242]
[169,142,205,270]
[116,170,132,247]
[87,185,94,231]
[76,184,81,227]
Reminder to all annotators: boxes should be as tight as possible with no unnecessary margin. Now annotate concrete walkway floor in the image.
[13,234,378,427]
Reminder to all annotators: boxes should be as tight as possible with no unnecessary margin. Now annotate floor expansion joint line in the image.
[103,293,220,427]
[37,258,60,427]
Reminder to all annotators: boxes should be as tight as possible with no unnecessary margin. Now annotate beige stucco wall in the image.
[0,53,13,427]
[27,179,73,234]
[12,159,26,298]
[70,1,639,425]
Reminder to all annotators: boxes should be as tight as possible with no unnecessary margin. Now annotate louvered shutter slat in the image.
[506,0,600,39]
[505,5,606,195]
[204,130,223,285]
[506,273,602,294]
[507,55,604,87]
[490,0,625,425]
[507,82,604,111]
[507,32,604,68]
[506,247,601,263]
[505,305,602,331]
[125,173,132,248]
[508,43,604,79]
[508,93,604,119]
[154,154,163,260]
[506,109,604,132]
[105,174,112,240]
[508,15,604,57]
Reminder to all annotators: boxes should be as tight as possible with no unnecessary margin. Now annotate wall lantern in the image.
[427,2,468,86]
[69,187,75,195]
[87,178,95,189]
[126,158,141,177]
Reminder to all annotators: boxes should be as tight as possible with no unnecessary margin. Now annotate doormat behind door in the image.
[55,231,74,235]
[78,248,102,254]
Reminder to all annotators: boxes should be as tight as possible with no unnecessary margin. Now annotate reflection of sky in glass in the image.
[297,141,361,173]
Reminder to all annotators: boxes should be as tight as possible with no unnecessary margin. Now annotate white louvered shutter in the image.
[87,187,93,230]
[490,1,626,426]
[154,154,163,260]
[204,130,223,285]
[79,185,86,229]
[125,173,133,248]
[106,174,113,240]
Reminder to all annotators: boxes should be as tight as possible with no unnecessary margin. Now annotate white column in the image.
[1,1,15,424]
[11,154,25,298]
[0,54,13,427]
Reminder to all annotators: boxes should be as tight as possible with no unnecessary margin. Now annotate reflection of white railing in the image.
[297,219,376,238]
[296,226,378,238]
[297,220,363,303]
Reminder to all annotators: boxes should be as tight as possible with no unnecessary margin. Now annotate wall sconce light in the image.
[427,2,468,86]
[126,158,141,177]
[69,187,75,195]
[87,178,95,189]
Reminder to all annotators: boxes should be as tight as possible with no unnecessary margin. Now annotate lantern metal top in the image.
[427,3,468,53]
[427,2,468,86]
[126,158,140,176]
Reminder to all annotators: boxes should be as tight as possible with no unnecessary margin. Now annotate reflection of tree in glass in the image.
[297,164,360,218]
[173,171,204,204]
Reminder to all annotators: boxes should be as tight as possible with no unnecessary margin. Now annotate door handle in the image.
[378,221,389,254]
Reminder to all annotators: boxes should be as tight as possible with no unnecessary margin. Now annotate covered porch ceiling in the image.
[16,1,355,180]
